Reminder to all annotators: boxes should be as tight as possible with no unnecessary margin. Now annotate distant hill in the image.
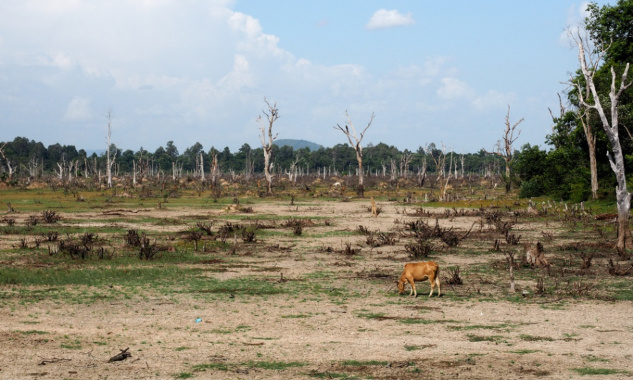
[274,139,322,151]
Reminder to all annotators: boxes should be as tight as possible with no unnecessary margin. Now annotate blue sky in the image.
[0,0,610,153]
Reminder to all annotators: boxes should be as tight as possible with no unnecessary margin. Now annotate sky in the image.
[0,0,612,154]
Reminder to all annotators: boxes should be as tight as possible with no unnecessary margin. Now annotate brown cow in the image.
[397,261,441,298]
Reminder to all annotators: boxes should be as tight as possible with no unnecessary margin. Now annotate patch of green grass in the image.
[447,323,511,331]
[174,372,194,379]
[583,355,609,363]
[341,360,388,366]
[308,371,354,379]
[399,318,457,325]
[281,313,311,318]
[192,363,229,372]
[17,330,48,335]
[466,334,505,343]
[508,349,540,355]
[175,347,190,351]
[519,334,554,342]
[61,342,82,350]
[244,361,306,370]
[572,367,622,376]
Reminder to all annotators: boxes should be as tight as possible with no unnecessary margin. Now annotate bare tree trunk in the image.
[0,143,16,182]
[334,111,374,197]
[572,31,633,253]
[582,111,599,200]
[258,99,279,194]
[105,109,116,188]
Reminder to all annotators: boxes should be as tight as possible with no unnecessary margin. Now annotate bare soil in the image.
[1,199,632,379]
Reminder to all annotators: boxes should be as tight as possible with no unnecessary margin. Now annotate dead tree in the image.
[334,111,375,197]
[258,99,279,194]
[423,143,447,183]
[485,106,523,193]
[210,152,219,186]
[572,30,633,253]
[105,109,117,188]
[0,142,16,182]
[417,154,427,188]
[400,151,413,179]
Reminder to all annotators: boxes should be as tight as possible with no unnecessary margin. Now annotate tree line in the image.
[0,135,506,184]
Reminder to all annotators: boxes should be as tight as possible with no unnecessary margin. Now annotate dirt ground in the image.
[1,199,632,379]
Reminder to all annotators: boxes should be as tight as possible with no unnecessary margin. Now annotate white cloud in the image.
[472,90,515,110]
[437,77,475,100]
[559,1,592,46]
[64,97,92,122]
[366,9,414,30]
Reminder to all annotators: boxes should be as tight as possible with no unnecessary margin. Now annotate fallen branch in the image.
[108,348,132,363]
[38,357,72,366]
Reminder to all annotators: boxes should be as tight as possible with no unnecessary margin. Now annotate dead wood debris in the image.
[38,357,72,366]
[108,348,132,363]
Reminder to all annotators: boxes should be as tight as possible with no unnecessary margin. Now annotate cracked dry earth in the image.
[1,200,632,379]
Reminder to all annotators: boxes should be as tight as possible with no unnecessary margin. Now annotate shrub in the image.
[519,176,545,198]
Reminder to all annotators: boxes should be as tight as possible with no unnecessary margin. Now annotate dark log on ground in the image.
[108,348,132,363]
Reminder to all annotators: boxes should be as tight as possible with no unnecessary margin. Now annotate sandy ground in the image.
[1,199,632,379]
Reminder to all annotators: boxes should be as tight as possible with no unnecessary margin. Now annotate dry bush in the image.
[26,215,39,227]
[366,232,397,247]
[444,266,463,285]
[608,259,633,276]
[217,222,243,242]
[505,232,521,245]
[41,210,61,223]
[580,253,593,269]
[341,242,359,256]
[1,217,16,227]
[541,231,554,242]
[356,225,371,235]
[44,231,59,242]
[534,277,545,295]
[241,226,258,243]
[440,229,459,247]
[124,229,142,247]
[196,222,214,235]
[405,238,433,259]
[58,233,102,260]
[138,233,158,260]
[183,229,203,250]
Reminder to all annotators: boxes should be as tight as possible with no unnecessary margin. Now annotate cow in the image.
[397,261,441,298]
